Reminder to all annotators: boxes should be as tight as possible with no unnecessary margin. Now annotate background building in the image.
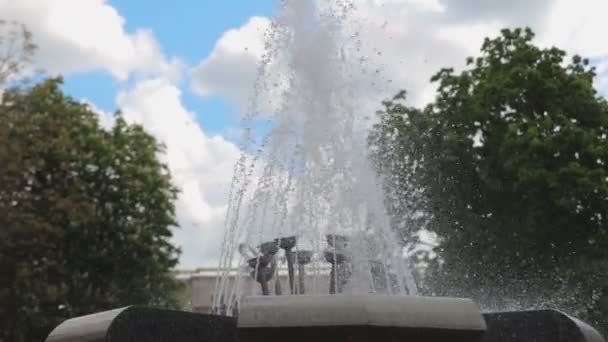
[176,267,331,313]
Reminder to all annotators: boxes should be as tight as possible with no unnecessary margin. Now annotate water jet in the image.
[42,1,607,341]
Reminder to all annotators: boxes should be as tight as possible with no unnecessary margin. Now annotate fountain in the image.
[323,234,351,294]
[212,0,417,315]
[44,1,605,341]
[294,249,313,294]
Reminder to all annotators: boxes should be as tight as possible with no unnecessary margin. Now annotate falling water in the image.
[213,0,417,315]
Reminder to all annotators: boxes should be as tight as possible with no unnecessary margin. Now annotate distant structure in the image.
[176,267,330,313]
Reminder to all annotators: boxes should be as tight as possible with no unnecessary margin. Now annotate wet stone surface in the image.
[45,303,605,342]
[46,306,238,342]
[482,310,605,342]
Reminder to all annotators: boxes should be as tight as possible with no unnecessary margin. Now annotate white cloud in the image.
[539,0,608,96]
[190,16,271,108]
[116,78,241,268]
[4,0,607,270]
[1,0,237,268]
[179,0,608,269]
[81,100,116,129]
[191,0,608,111]
[541,0,608,58]
[436,0,552,25]
[344,0,608,105]
[0,0,181,80]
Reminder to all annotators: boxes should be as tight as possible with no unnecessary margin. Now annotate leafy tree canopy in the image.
[0,78,182,342]
[370,28,608,328]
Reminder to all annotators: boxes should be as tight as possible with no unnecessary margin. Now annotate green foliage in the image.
[0,78,182,342]
[370,28,608,328]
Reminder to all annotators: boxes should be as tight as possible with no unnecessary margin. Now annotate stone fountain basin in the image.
[238,294,484,330]
[45,306,237,342]
[238,294,486,342]
[44,297,606,342]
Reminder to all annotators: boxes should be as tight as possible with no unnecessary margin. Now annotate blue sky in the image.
[2,0,607,268]
[63,0,276,137]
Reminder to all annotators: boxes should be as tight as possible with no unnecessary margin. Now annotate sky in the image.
[1,0,607,269]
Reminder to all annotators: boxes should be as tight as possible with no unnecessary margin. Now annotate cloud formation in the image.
[190,0,608,110]
[3,0,608,269]
[183,0,608,268]
[190,16,271,109]
[116,78,240,267]
[0,0,181,80]
[0,0,239,268]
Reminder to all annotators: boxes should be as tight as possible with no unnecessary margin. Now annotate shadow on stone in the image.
[44,300,606,342]
[483,309,604,342]
[237,294,486,342]
[45,306,237,342]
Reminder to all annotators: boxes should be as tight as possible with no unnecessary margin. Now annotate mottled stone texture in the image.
[482,310,605,342]
[46,303,605,342]
[237,295,486,342]
[239,326,483,342]
[240,310,606,342]
[46,306,238,342]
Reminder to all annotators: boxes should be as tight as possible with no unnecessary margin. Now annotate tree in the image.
[0,79,182,342]
[370,28,608,329]
[0,20,36,86]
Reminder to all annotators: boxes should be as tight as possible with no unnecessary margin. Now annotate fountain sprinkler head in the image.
[324,249,349,264]
[247,255,273,269]
[325,234,348,249]
[238,243,257,259]
[276,236,297,250]
[293,250,314,295]
[248,256,277,296]
[277,236,298,294]
[259,240,280,256]
[250,267,274,283]
[293,250,313,265]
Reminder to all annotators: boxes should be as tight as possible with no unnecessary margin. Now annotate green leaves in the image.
[370,28,608,330]
[0,79,182,342]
